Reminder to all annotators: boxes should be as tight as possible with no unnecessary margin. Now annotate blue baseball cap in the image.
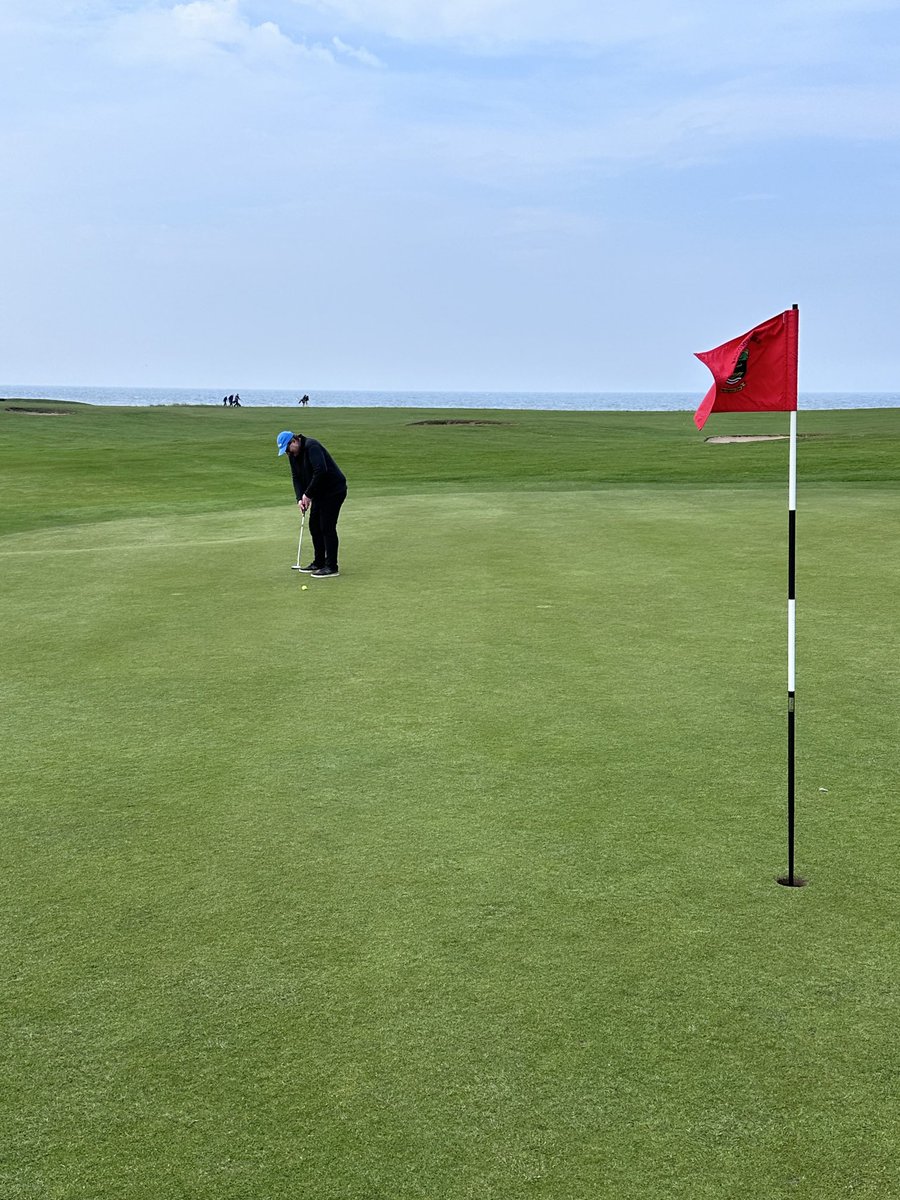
[276,431,295,456]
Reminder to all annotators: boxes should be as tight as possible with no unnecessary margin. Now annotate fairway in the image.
[2,404,899,1198]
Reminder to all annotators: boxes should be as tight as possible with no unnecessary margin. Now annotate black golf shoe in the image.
[312,566,340,578]
[298,562,320,573]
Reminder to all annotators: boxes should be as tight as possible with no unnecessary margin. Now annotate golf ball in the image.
[301,585,308,590]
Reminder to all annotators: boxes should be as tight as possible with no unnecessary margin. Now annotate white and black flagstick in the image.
[778,304,806,887]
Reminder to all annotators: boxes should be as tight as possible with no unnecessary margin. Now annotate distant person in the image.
[299,394,310,406]
[234,394,241,407]
[222,396,228,407]
[276,430,347,578]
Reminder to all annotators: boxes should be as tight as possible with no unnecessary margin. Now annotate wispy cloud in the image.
[301,0,696,48]
[300,0,896,55]
[332,34,383,67]
[105,0,321,66]
[99,1,388,72]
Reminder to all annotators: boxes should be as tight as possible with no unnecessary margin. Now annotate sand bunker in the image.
[3,406,71,416]
[706,434,789,443]
[409,419,511,426]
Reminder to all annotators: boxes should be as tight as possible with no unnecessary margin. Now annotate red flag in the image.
[694,308,798,430]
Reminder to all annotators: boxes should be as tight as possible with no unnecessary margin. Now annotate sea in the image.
[1,384,898,412]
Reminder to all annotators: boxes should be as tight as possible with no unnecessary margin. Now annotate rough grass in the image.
[1,404,898,1198]
[1,401,899,537]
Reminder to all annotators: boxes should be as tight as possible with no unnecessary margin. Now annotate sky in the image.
[1,0,899,392]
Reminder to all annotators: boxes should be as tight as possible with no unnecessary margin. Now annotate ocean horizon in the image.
[2,383,899,412]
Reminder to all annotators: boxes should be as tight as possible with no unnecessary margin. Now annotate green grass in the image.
[1,402,899,1198]
[1,401,898,537]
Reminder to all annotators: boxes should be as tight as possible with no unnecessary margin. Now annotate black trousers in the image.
[309,490,347,569]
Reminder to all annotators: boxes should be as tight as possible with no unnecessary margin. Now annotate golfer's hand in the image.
[299,496,312,513]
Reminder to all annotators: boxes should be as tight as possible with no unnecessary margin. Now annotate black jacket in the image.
[288,435,347,501]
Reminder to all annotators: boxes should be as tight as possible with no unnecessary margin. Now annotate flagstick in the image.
[785,411,799,882]
[779,307,806,887]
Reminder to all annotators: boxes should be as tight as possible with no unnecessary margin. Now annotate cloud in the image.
[300,0,896,53]
[332,35,383,67]
[359,65,900,197]
[102,1,387,71]
[105,0,330,67]
[301,0,692,47]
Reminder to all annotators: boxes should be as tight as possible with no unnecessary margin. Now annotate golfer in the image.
[276,430,347,577]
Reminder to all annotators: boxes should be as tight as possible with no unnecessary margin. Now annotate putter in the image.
[290,508,306,570]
